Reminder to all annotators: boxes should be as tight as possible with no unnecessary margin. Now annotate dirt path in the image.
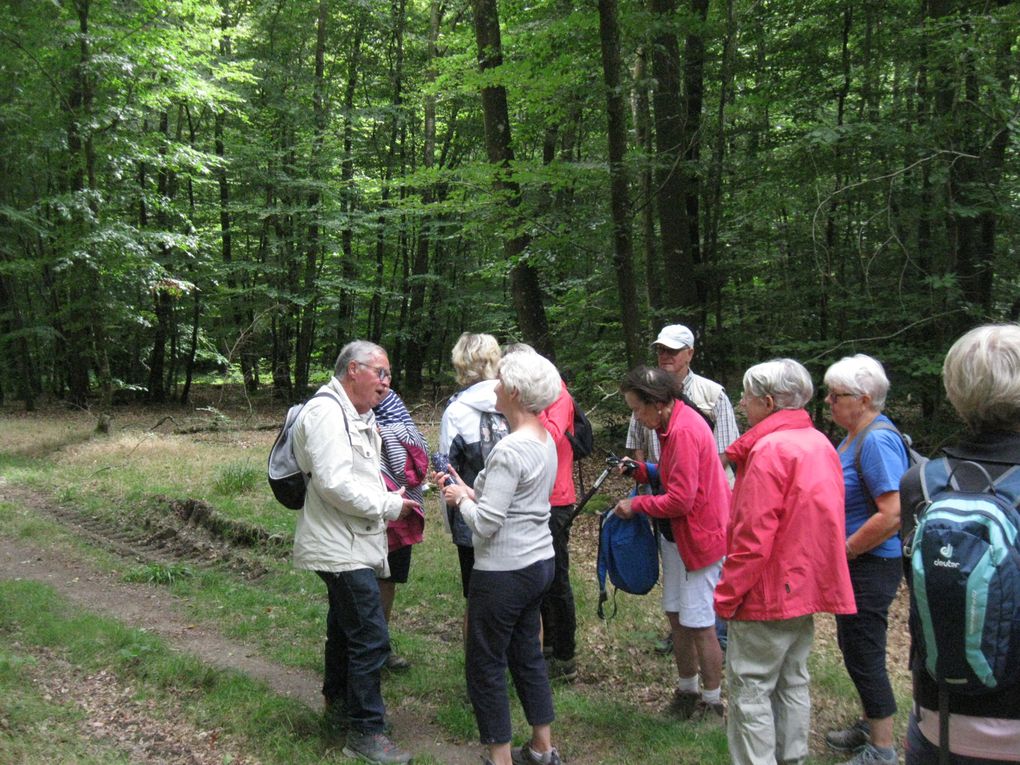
[0,482,479,765]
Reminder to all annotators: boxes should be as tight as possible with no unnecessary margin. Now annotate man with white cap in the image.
[625,323,739,719]
[626,324,739,466]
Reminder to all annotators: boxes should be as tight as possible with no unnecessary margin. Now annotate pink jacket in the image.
[538,381,577,507]
[715,408,856,621]
[631,400,730,571]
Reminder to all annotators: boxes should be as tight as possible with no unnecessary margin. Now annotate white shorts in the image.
[659,535,722,629]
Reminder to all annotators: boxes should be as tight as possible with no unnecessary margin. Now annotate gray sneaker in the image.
[839,743,897,765]
[825,719,871,752]
[342,731,412,765]
[511,745,562,765]
[665,689,700,720]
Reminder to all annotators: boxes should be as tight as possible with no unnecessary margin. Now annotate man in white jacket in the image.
[292,340,418,765]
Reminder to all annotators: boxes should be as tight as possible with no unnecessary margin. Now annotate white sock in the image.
[701,686,722,705]
[677,674,699,693]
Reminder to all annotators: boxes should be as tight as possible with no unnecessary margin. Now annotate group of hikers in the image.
[287,321,1020,765]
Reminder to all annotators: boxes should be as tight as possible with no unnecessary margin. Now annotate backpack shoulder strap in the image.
[310,390,351,447]
[853,418,891,514]
[920,456,952,504]
[990,464,1020,508]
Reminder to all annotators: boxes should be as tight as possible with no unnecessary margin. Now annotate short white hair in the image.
[943,323,1020,432]
[743,359,813,411]
[499,350,561,414]
[335,341,386,379]
[823,354,890,411]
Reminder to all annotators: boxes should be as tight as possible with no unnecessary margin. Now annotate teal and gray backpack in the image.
[906,457,1020,762]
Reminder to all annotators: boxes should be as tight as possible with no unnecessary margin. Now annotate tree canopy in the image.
[1,0,1017,431]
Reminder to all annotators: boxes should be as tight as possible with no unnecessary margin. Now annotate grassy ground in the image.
[0,397,913,764]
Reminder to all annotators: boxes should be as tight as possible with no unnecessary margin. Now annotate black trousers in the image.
[539,505,577,661]
[835,554,903,719]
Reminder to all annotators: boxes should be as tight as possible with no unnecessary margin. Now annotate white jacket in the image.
[292,378,403,576]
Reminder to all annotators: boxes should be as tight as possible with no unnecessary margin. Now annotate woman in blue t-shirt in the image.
[823,354,910,765]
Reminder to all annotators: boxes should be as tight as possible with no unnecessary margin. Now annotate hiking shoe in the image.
[838,743,897,765]
[546,657,577,683]
[665,689,700,720]
[385,652,411,672]
[654,631,673,655]
[511,745,563,765]
[691,698,725,724]
[825,719,871,753]
[342,731,412,764]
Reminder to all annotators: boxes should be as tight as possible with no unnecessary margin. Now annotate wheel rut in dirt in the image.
[0,480,479,765]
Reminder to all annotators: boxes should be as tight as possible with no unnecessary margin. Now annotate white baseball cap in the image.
[651,324,695,350]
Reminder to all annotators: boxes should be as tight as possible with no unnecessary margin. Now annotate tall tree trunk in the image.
[649,0,697,311]
[683,0,708,319]
[295,0,329,393]
[402,0,441,396]
[471,0,552,357]
[631,47,661,318]
[596,0,642,367]
[336,16,364,358]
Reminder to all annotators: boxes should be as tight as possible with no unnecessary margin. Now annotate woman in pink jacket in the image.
[715,358,856,765]
[612,366,731,721]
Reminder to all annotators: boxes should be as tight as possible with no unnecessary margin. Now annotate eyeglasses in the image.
[653,345,685,356]
[825,391,857,404]
[358,362,392,382]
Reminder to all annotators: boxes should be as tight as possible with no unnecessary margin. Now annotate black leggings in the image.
[835,554,903,719]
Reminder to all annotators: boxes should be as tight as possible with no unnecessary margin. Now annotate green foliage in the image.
[213,460,262,496]
[122,562,195,586]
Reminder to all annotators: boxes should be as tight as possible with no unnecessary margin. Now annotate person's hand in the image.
[613,457,638,477]
[442,481,473,512]
[612,497,634,519]
[399,496,420,519]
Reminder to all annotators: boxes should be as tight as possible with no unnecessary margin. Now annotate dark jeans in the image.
[317,568,390,733]
[905,712,1008,765]
[835,554,902,719]
[467,558,555,744]
[539,505,577,661]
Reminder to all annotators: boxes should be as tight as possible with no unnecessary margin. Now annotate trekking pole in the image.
[565,454,635,529]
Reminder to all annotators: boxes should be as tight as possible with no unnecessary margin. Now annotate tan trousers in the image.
[726,616,814,765]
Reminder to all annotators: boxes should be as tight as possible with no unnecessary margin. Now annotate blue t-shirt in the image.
[838,414,908,559]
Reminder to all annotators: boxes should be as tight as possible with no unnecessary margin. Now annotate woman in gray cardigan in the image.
[438,349,564,765]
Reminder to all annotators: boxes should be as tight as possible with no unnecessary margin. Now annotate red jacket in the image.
[538,380,577,506]
[631,400,730,571]
[715,408,856,621]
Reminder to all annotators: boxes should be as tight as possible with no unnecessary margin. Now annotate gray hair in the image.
[451,333,501,387]
[499,350,561,414]
[335,340,386,379]
[823,354,890,411]
[943,323,1020,433]
[743,359,814,411]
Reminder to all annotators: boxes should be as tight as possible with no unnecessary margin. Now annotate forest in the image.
[1,0,1017,431]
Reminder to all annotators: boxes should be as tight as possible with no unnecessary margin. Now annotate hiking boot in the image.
[511,745,563,765]
[691,698,725,724]
[385,652,411,672]
[342,731,412,764]
[546,657,577,683]
[665,689,700,720]
[654,631,673,655]
[838,743,897,765]
[825,719,871,753]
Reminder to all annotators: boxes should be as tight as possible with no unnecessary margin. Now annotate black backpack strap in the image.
[937,680,950,765]
[854,419,909,514]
